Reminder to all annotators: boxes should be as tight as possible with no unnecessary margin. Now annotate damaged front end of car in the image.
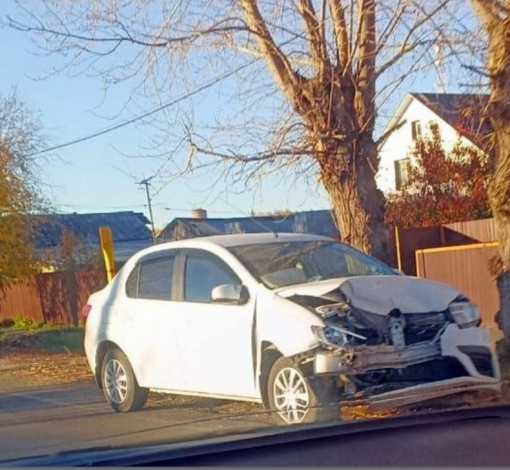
[282,277,501,409]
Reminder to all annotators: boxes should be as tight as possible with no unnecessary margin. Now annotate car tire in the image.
[101,348,149,413]
[267,357,340,426]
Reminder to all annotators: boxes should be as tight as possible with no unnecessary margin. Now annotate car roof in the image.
[136,232,334,257]
[188,232,333,247]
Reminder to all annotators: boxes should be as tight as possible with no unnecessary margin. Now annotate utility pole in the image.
[138,177,156,242]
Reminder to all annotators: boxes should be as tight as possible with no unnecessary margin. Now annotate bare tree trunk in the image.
[489,122,510,341]
[472,0,510,345]
[317,137,390,263]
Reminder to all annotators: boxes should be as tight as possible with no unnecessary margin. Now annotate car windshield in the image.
[229,240,395,288]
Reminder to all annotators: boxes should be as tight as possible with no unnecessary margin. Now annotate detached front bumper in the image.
[313,323,501,397]
[314,341,442,375]
[366,376,501,409]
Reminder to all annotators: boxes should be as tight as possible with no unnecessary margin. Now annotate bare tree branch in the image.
[240,0,305,104]
[327,0,350,71]
[376,0,449,77]
[296,0,331,77]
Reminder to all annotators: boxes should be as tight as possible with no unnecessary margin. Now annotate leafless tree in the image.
[8,0,470,261]
[471,0,510,345]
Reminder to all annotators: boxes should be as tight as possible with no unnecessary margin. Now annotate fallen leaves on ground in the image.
[0,353,91,386]
[342,403,400,421]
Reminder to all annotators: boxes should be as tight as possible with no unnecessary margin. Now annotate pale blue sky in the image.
[1,2,462,230]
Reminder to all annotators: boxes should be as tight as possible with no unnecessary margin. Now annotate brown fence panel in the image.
[395,218,498,277]
[75,268,108,315]
[396,226,442,275]
[416,244,499,327]
[443,218,497,243]
[0,278,44,323]
[0,262,123,325]
[36,272,75,324]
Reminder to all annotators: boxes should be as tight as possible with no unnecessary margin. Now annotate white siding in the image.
[376,96,475,193]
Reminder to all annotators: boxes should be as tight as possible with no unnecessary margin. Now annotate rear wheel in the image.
[101,348,148,412]
[267,357,340,425]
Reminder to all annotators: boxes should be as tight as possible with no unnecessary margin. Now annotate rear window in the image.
[125,265,140,298]
[137,256,175,300]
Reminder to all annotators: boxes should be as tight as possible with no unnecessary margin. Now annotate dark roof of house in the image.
[31,211,152,249]
[410,92,492,150]
[158,210,339,241]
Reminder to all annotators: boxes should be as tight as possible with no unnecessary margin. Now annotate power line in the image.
[55,202,159,210]
[54,202,241,214]
[25,60,257,158]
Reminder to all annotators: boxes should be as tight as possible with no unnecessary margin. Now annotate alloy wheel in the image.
[273,367,310,424]
[104,359,128,404]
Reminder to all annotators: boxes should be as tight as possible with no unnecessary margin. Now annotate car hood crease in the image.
[277,276,462,315]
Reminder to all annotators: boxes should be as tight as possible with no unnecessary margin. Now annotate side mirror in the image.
[211,284,249,304]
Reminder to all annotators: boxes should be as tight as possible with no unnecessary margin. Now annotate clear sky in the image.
[1,1,458,230]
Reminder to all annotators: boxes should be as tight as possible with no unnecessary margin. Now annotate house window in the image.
[411,121,422,141]
[394,158,411,190]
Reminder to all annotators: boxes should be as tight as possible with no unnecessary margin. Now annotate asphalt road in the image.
[0,376,273,462]
[1,357,501,463]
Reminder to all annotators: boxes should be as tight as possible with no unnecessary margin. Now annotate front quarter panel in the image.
[255,286,324,357]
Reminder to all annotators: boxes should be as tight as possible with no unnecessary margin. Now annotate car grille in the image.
[404,312,448,345]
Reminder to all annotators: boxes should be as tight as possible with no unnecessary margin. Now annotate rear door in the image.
[174,249,257,398]
[119,251,185,390]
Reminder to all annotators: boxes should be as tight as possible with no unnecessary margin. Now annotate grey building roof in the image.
[31,211,152,248]
[158,210,339,242]
[30,211,153,262]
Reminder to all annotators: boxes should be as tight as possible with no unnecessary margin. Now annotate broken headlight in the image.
[311,325,366,349]
[449,301,480,329]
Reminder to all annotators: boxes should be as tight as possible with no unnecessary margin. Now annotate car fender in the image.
[255,285,324,358]
[83,269,129,374]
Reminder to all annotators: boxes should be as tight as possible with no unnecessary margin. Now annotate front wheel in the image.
[267,357,340,425]
[101,348,149,412]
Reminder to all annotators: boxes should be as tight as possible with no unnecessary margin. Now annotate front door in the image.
[174,249,257,399]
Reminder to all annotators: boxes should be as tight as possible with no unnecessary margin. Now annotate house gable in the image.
[376,93,489,194]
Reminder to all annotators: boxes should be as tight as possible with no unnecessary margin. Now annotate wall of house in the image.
[376,97,474,193]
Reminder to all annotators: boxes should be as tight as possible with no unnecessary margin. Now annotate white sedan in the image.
[83,233,500,425]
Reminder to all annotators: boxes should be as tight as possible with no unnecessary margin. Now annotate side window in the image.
[138,255,175,300]
[185,252,240,303]
[125,265,140,298]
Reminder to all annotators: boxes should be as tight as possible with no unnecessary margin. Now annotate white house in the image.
[376,93,490,193]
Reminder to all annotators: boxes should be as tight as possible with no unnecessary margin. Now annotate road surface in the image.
[0,356,498,463]
[0,376,272,462]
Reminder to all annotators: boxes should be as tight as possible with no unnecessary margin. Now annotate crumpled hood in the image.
[276,275,462,315]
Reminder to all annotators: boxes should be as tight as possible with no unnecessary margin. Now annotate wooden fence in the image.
[415,243,499,328]
[0,266,120,325]
[389,218,498,276]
